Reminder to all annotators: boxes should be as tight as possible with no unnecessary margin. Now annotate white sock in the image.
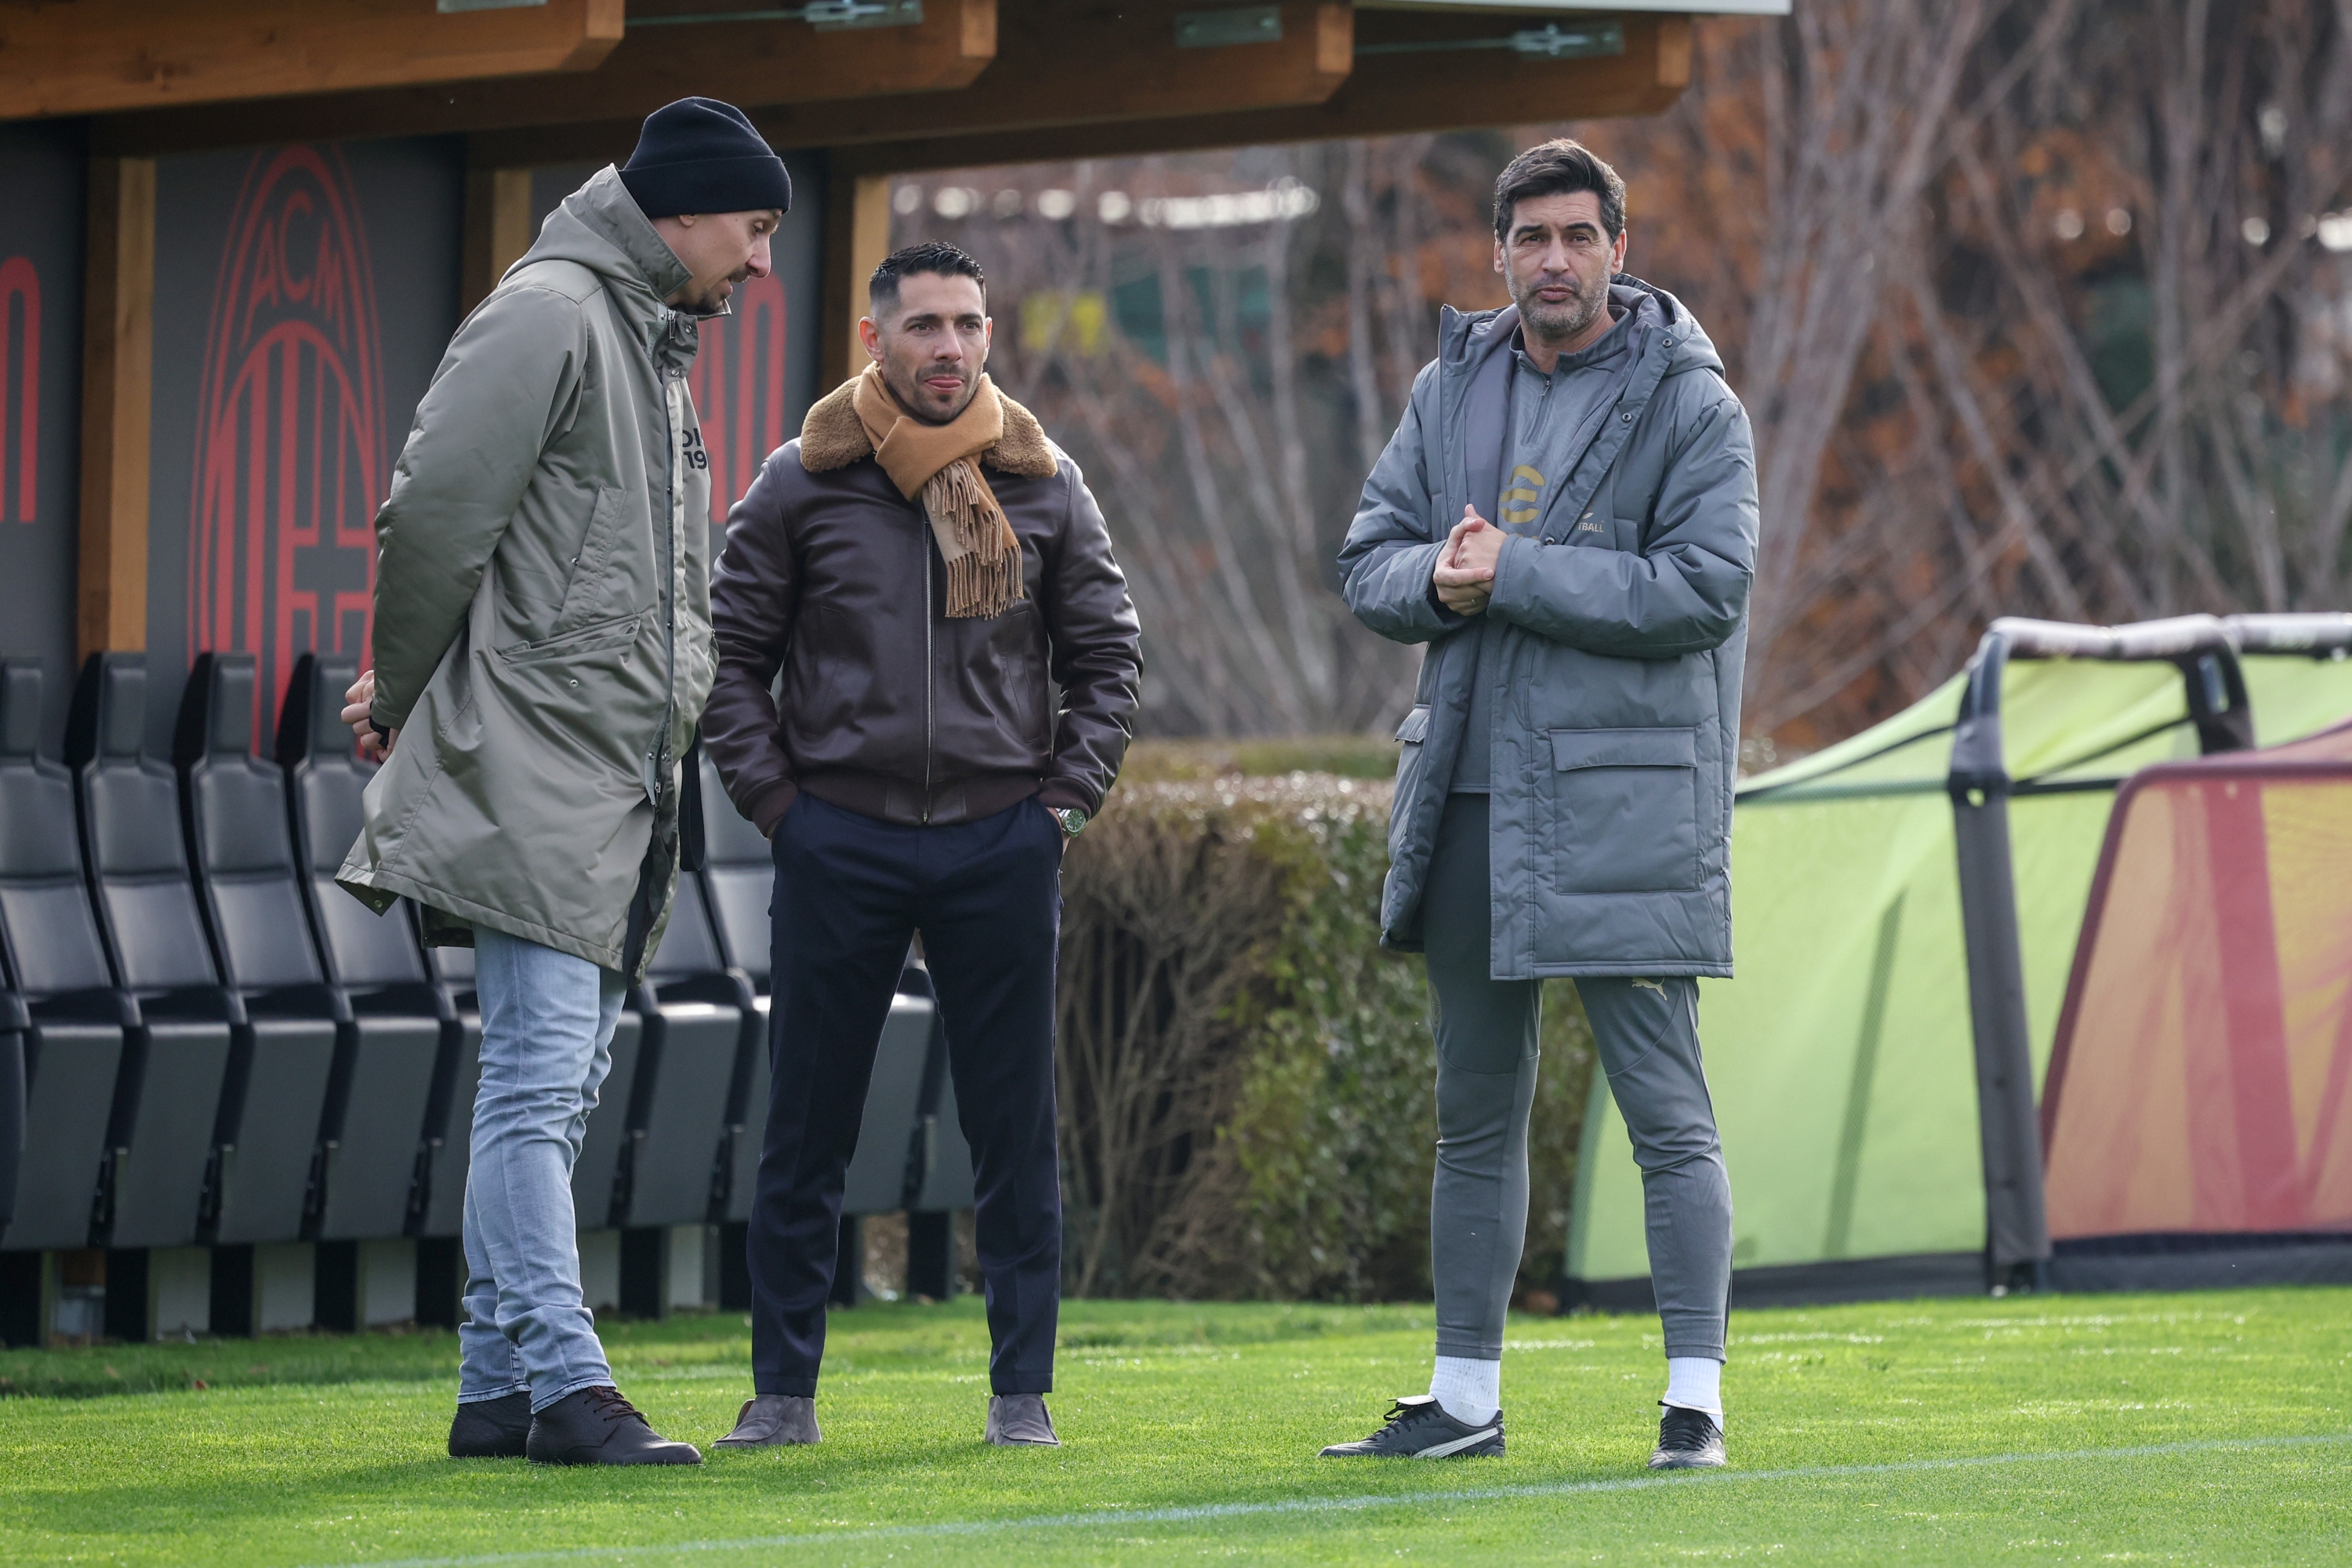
[1429,1355,1501,1426]
[1663,1356,1722,1417]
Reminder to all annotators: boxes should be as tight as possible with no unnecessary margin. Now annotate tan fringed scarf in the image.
[851,365,1025,619]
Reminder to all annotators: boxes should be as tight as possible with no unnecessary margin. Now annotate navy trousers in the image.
[750,792,1065,1397]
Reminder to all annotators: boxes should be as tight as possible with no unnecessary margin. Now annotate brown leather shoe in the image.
[713,1394,821,1448]
[525,1386,703,1465]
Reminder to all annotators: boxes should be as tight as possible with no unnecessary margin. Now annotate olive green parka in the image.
[337,167,716,979]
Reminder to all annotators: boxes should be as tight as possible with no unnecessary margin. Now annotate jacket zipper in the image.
[921,534,935,823]
[652,361,679,807]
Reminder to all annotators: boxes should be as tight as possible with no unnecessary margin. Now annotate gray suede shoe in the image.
[985,1393,1060,1446]
[713,1395,821,1449]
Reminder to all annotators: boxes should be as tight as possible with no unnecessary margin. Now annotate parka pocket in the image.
[552,485,629,633]
[1548,726,1700,894]
[497,612,641,666]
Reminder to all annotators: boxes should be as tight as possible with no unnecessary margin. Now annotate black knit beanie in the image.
[619,97,790,219]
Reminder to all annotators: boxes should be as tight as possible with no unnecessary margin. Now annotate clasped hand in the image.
[341,669,397,763]
[1433,506,1504,616]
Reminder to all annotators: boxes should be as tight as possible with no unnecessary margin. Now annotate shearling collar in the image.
[800,374,1058,477]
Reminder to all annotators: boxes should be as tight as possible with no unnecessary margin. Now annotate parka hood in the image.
[509,165,698,331]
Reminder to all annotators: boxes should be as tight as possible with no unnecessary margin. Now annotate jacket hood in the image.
[510,165,696,335]
[1441,274,1724,382]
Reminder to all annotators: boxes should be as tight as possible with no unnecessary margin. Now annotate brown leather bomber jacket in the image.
[703,380,1142,836]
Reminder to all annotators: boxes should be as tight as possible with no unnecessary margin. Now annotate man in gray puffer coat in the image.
[1325,140,1758,1472]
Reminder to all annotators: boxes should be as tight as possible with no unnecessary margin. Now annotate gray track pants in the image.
[1424,793,1733,1363]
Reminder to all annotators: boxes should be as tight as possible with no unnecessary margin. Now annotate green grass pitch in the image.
[2,1287,2347,1565]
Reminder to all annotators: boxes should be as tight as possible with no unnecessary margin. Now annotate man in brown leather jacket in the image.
[701,241,1140,1450]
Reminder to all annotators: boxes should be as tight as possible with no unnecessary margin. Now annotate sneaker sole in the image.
[1319,1436,1504,1459]
[1647,1450,1726,1470]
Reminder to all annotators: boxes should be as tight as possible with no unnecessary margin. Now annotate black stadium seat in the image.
[273,654,445,1242]
[170,654,343,1246]
[697,750,776,1227]
[413,936,481,1240]
[63,654,235,1252]
[619,853,752,1229]
[0,660,134,1253]
[0,993,20,1237]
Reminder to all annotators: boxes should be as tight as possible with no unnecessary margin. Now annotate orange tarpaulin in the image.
[2042,719,2352,1240]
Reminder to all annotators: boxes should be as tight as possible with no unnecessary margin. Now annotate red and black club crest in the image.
[189,146,385,742]
[0,255,36,524]
[687,268,788,526]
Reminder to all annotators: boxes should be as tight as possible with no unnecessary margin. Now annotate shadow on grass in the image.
[0,1299,1442,1399]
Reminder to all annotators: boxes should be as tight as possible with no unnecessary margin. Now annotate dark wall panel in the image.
[0,123,85,755]
[147,138,463,755]
[529,153,824,531]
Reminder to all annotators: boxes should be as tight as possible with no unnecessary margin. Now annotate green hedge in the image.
[1054,774,1592,1304]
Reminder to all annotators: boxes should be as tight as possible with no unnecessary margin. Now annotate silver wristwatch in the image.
[1051,807,1088,838]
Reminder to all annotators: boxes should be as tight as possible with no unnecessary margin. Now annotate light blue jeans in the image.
[456,927,625,1411]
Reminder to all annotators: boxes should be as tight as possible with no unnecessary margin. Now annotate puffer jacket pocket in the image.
[1390,703,1433,858]
[1548,726,1700,894]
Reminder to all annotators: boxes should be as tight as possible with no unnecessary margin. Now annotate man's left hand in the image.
[343,670,396,763]
[1448,516,1504,577]
[1434,509,1503,615]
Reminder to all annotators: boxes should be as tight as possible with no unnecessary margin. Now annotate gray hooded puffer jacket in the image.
[1339,278,1759,978]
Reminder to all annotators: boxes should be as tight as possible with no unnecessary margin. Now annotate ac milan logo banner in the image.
[189,146,386,742]
[688,269,789,527]
[0,255,37,527]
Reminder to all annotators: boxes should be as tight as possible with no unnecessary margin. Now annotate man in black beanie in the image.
[619,96,793,312]
[336,98,785,1466]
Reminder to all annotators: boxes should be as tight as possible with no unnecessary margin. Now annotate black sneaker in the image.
[1649,1403,1726,1469]
[1319,1394,1504,1458]
[448,1392,531,1458]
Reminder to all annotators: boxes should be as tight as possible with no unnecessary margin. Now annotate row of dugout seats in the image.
[0,651,974,1343]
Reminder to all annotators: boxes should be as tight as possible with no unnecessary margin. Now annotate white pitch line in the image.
[321,1432,2352,1568]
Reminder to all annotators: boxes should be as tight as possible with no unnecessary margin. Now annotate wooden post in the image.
[77,157,154,661]
[820,165,894,394]
[1656,15,1694,90]
[461,166,535,314]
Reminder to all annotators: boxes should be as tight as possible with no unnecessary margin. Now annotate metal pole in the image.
[1947,633,2052,1292]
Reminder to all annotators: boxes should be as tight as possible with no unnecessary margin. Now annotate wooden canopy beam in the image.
[463,0,1351,170]
[78,158,154,659]
[831,12,1692,174]
[820,166,896,394]
[1,0,622,122]
[92,0,999,158]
